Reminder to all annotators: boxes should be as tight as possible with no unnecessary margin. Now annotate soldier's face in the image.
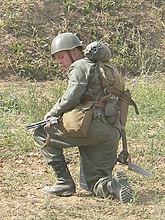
[54,51,72,70]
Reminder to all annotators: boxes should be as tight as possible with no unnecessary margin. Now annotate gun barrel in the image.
[26,120,47,130]
[26,117,58,130]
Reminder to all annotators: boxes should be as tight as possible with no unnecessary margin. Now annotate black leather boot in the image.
[107,170,134,203]
[43,161,76,196]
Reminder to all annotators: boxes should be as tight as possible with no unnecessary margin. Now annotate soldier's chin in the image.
[63,65,69,70]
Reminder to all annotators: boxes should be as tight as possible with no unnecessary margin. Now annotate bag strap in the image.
[119,89,139,115]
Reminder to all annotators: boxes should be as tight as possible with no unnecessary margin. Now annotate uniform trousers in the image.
[33,117,120,191]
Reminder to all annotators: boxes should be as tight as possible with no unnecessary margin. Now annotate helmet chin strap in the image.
[67,51,74,63]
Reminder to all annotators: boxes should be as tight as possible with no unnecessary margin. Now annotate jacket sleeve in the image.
[49,65,89,117]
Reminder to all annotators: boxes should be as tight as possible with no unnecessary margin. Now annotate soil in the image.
[1,147,164,220]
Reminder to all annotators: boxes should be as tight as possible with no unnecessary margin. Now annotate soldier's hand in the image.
[44,112,51,121]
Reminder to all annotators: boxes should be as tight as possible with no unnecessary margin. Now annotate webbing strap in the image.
[130,99,139,115]
[120,95,139,115]
[67,51,74,63]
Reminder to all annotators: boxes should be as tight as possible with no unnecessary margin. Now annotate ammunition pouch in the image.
[104,98,120,124]
[101,89,139,128]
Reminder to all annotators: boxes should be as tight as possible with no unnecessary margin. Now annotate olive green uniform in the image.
[33,58,120,192]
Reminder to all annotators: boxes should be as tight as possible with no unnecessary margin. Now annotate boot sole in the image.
[114,170,134,203]
[58,190,76,197]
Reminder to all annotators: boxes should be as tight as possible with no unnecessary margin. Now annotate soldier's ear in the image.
[70,48,79,56]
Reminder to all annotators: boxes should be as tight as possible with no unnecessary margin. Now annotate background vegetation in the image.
[0,0,165,80]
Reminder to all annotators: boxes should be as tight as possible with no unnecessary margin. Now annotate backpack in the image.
[84,41,124,93]
[79,42,139,188]
[84,41,139,131]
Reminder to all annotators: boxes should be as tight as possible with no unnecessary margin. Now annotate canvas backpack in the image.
[84,41,139,131]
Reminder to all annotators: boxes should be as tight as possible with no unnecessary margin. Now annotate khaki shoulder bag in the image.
[58,102,94,137]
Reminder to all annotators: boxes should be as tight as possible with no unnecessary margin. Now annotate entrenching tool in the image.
[117,130,153,177]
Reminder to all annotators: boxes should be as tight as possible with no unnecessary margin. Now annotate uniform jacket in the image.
[49,58,104,117]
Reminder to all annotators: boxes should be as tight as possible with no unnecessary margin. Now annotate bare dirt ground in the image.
[1,147,164,220]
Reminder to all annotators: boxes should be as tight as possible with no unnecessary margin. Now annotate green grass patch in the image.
[0,75,164,156]
[0,80,66,154]
[126,74,165,141]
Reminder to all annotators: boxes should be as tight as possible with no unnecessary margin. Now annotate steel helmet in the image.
[51,32,82,56]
